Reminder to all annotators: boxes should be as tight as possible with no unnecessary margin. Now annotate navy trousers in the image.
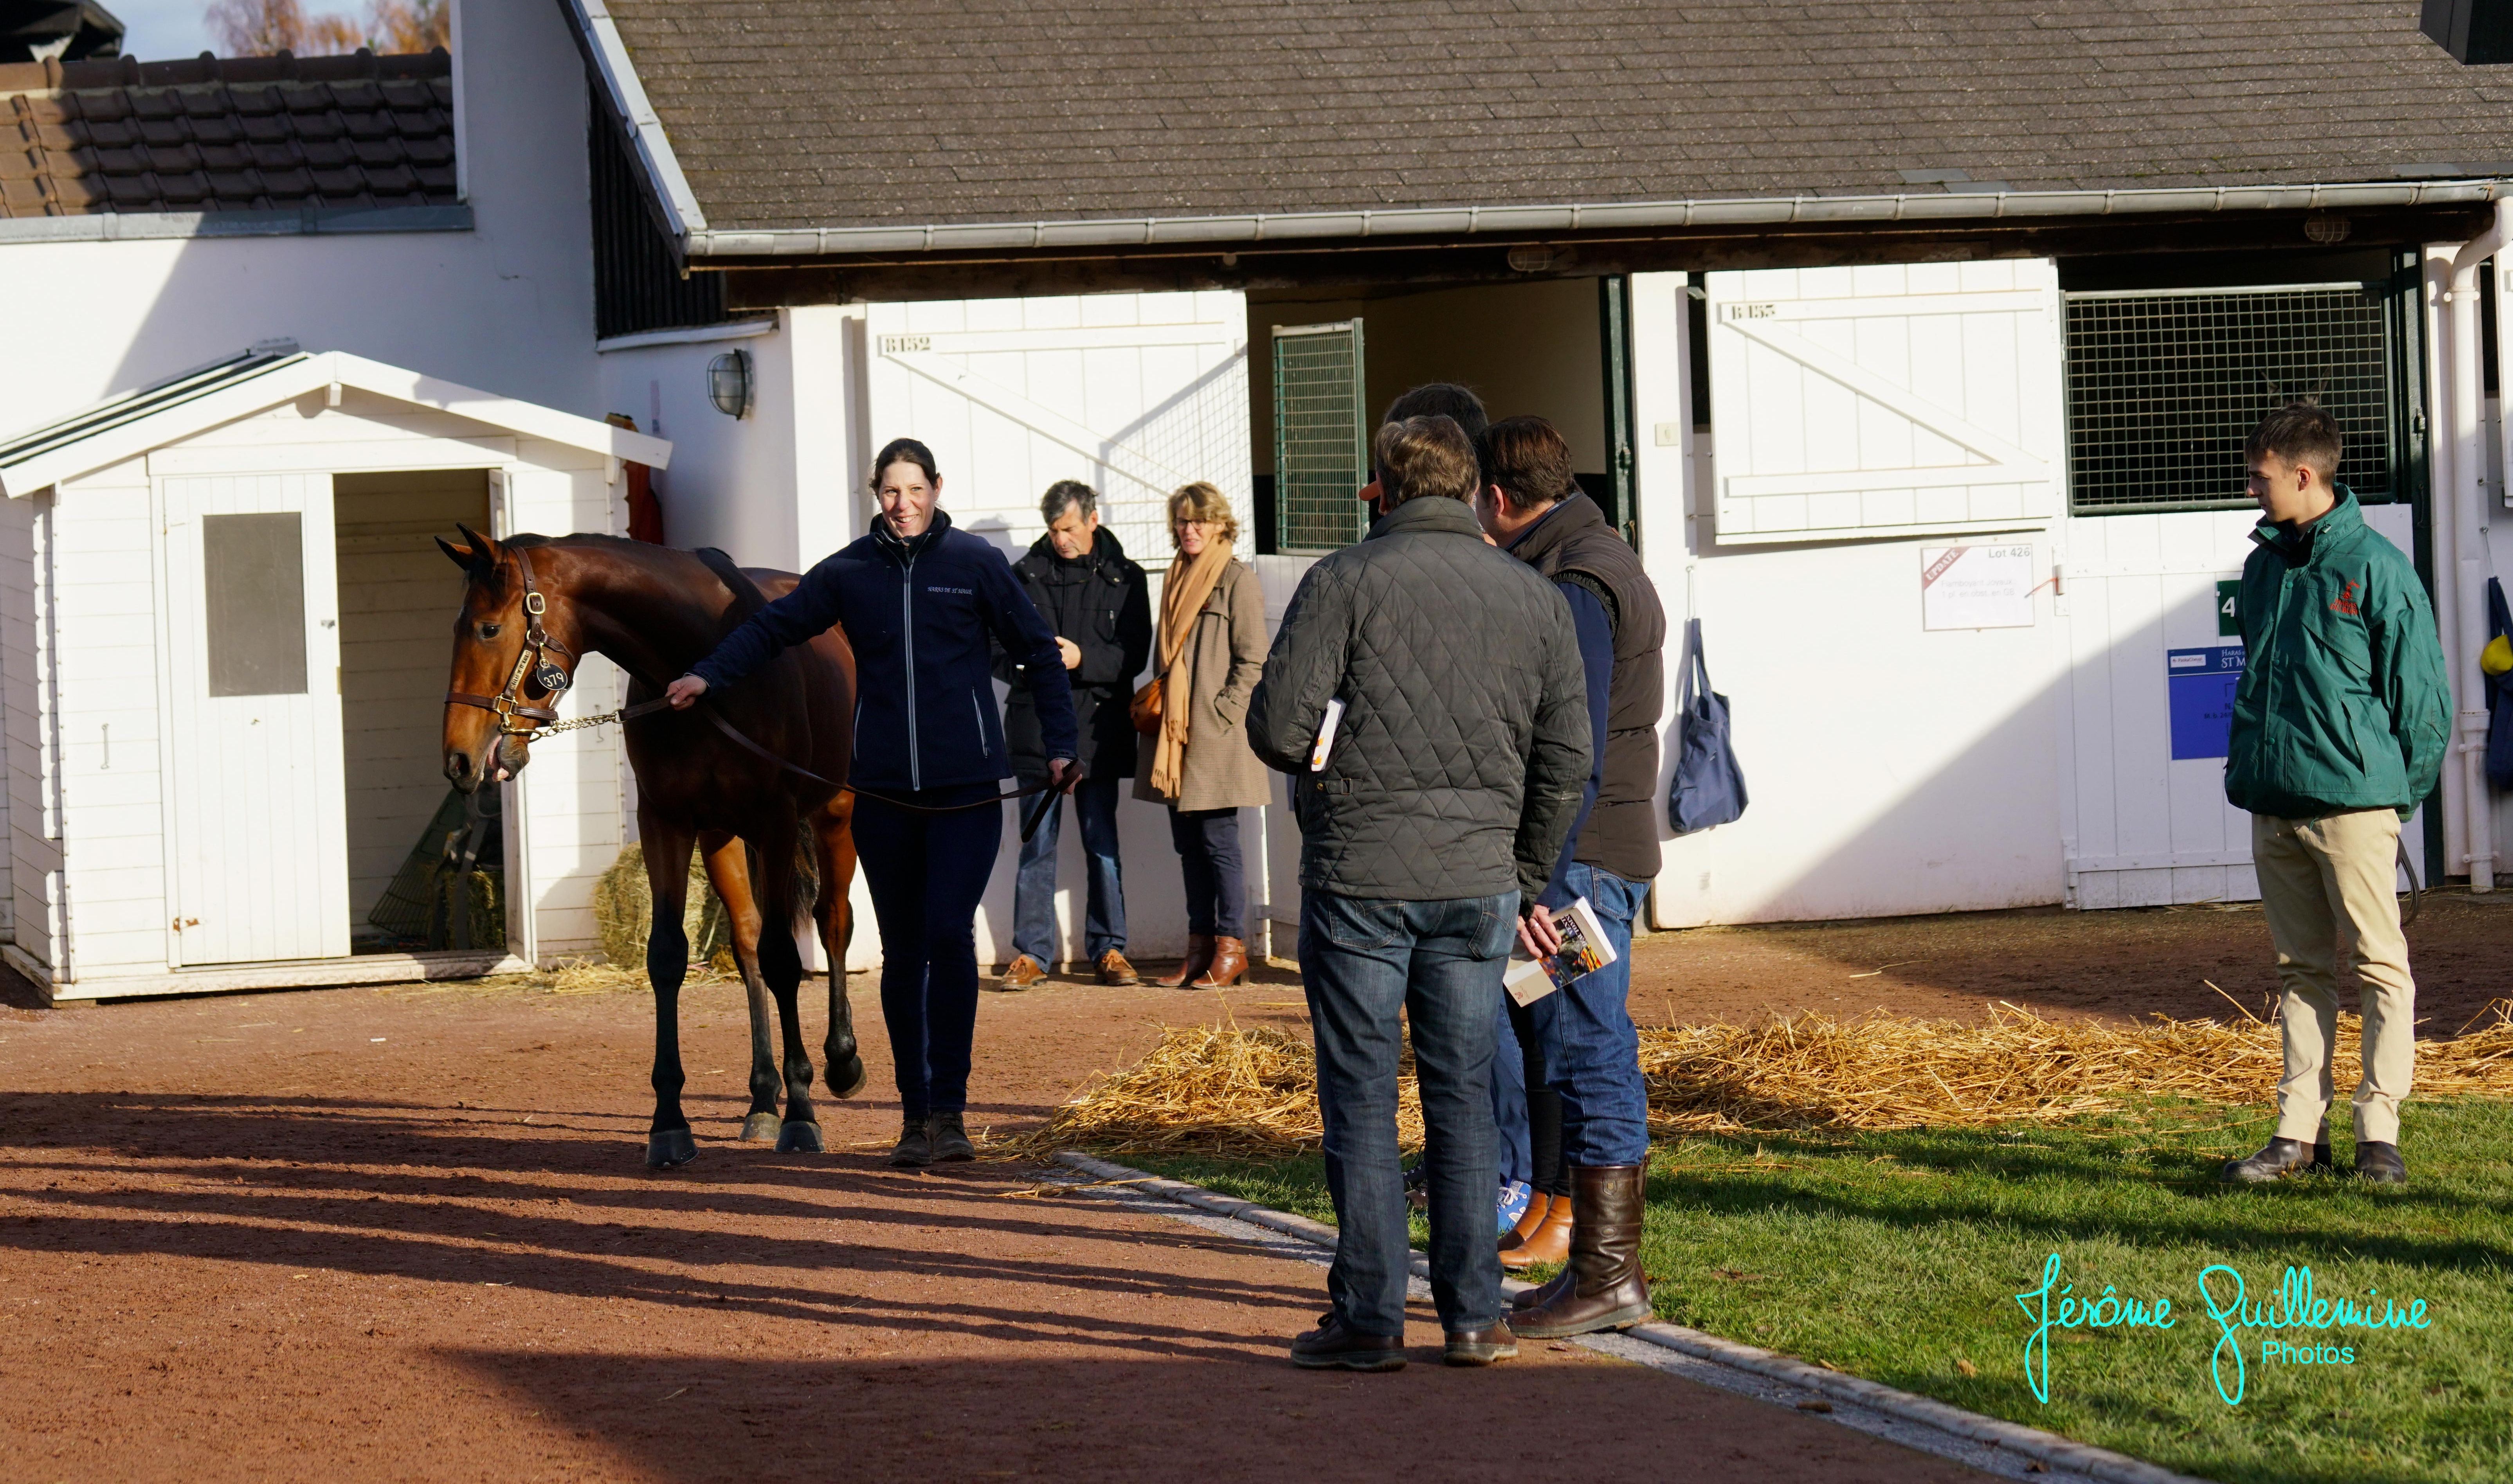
[853,783,1002,1119]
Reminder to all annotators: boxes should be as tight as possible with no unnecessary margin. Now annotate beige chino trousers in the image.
[2251,809,2417,1146]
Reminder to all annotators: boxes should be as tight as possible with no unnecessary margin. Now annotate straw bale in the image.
[1014,1001,2513,1157]
[591,844,732,975]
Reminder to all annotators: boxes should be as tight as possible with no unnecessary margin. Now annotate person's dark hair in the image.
[1372,415,1481,505]
[1480,416,1578,511]
[1041,479,1097,525]
[2245,401,2342,481]
[1382,382,1488,445]
[870,436,940,491]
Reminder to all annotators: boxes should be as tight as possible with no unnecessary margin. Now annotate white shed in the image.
[0,346,670,1001]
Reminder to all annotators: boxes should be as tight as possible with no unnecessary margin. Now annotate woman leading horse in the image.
[667,437,1079,1169]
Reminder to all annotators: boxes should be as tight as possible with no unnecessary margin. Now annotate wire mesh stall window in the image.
[2064,284,2398,514]
[1273,320,1369,552]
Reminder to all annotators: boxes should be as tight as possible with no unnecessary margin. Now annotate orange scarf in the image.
[1148,539,1234,799]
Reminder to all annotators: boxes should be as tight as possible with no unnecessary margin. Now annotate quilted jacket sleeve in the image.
[1247,559,1349,774]
[1514,584,1594,905]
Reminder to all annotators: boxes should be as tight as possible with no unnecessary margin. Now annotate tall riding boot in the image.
[1512,1164,1650,1338]
[1192,936,1248,987]
[1157,934,1215,988]
[1498,1187,1571,1271]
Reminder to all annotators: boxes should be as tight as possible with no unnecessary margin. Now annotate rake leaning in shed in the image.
[668,437,1080,1170]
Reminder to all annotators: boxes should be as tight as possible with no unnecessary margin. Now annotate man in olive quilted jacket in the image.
[1248,414,1591,1371]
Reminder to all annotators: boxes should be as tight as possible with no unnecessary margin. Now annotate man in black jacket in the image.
[1250,415,1591,1371]
[994,481,1153,988]
[1474,416,1666,1338]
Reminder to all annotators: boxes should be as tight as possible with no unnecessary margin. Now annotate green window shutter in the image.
[1272,320,1369,552]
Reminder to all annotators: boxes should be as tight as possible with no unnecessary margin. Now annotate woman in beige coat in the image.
[1136,482,1270,987]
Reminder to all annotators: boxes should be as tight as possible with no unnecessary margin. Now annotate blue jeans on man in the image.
[1493,861,1650,1167]
[1301,889,1515,1339]
[1011,772,1125,965]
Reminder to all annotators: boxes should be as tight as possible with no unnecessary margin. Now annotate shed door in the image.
[1704,262,2063,544]
[162,474,350,964]
[865,291,1252,559]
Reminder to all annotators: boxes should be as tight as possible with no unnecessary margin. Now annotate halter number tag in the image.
[534,659,572,694]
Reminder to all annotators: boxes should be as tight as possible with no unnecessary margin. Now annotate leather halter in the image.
[444,544,573,738]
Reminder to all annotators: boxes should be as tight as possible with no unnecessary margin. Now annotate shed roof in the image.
[0,346,673,498]
[0,49,455,221]
[584,0,2513,255]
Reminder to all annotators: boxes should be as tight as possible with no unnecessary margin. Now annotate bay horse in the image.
[436,527,861,1168]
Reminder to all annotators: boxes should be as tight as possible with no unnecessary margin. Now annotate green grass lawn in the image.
[1127,1097,2511,1484]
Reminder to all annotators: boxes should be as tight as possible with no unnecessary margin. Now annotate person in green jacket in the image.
[2220,401,2451,1188]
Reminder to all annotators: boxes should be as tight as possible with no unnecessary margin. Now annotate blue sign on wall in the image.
[2168,646,2246,760]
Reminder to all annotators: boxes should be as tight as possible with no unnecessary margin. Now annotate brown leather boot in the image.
[1498,1191,1550,1254]
[1512,1164,1651,1338]
[1096,949,1140,986]
[992,954,1046,992]
[1497,1188,1571,1271]
[1191,936,1248,987]
[1155,934,1214,988]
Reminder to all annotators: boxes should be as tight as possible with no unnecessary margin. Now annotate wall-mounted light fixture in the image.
[707,349,753,419]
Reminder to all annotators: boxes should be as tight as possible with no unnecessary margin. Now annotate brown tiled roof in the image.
[596,0,2513,234]
[0,50,455,218]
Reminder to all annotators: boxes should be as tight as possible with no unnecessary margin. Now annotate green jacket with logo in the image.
[2224,486,2451,820]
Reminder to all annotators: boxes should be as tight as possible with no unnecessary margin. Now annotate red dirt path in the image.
[4,896,2503,1481]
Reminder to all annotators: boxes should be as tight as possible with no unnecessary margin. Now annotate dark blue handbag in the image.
[1667,618,1748,835]
[2487,578,2513,793]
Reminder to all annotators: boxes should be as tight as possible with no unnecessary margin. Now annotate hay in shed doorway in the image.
[1012,1001,2513,1158]
[591,844,735,979]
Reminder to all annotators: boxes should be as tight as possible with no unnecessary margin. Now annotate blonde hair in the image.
[1167,481,1239,547]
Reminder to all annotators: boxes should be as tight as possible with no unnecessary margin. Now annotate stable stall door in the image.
[162,474,350,964]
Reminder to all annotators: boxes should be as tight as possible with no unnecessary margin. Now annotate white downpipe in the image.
[2427,247,2467,882]
[2449,209,2507,891]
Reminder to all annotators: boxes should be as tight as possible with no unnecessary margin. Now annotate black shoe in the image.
[2353,1141,2409,1185]
[2220,1137,2315,1184]
[2311,1142,2334,1172]
[1290,1312,1406,1372]
[1444,1320,1517,1367]
[888,1119,932,1168]
[927,1111,976,1163]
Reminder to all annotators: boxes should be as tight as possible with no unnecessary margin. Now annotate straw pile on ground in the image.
[1016,1001,2513,1157]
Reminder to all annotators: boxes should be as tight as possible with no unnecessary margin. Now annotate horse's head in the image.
[438,525,578,791]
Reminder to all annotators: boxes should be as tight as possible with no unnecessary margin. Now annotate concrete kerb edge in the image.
[1051,1150,2214,1484]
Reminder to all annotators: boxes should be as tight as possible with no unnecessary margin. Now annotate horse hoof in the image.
[775,1121,825,1154]
[740,1112,784,1143]
[646,1130,699,1169]
[829,1055,868,1099]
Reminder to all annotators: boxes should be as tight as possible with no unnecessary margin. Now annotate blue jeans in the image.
[1492,863,1650,1167]
[1301,888,1514,1338]
[1011,773,1125,964]
[853,783,1001,1120]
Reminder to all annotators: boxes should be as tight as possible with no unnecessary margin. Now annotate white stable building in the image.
[0,348,666,998]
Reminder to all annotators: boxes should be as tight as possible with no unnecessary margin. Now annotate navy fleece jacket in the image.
[690,511,1078,792]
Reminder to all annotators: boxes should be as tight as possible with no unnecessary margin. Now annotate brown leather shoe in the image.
[1513,1164,1651,1338]
[1498,1190,1551,1254]
[1443,1319,1517,1366]
[1155,934,1214,988]
[1096,950,1140,986]
[993,954,1046,992]
[1498,1187,1571,1270]
[1191,936,1248,988]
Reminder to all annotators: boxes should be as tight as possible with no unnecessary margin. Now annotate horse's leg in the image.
[815,793,866,1097]
[752,816,822,1153]
[699,828,783,1146]
[640,810,700,1169]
